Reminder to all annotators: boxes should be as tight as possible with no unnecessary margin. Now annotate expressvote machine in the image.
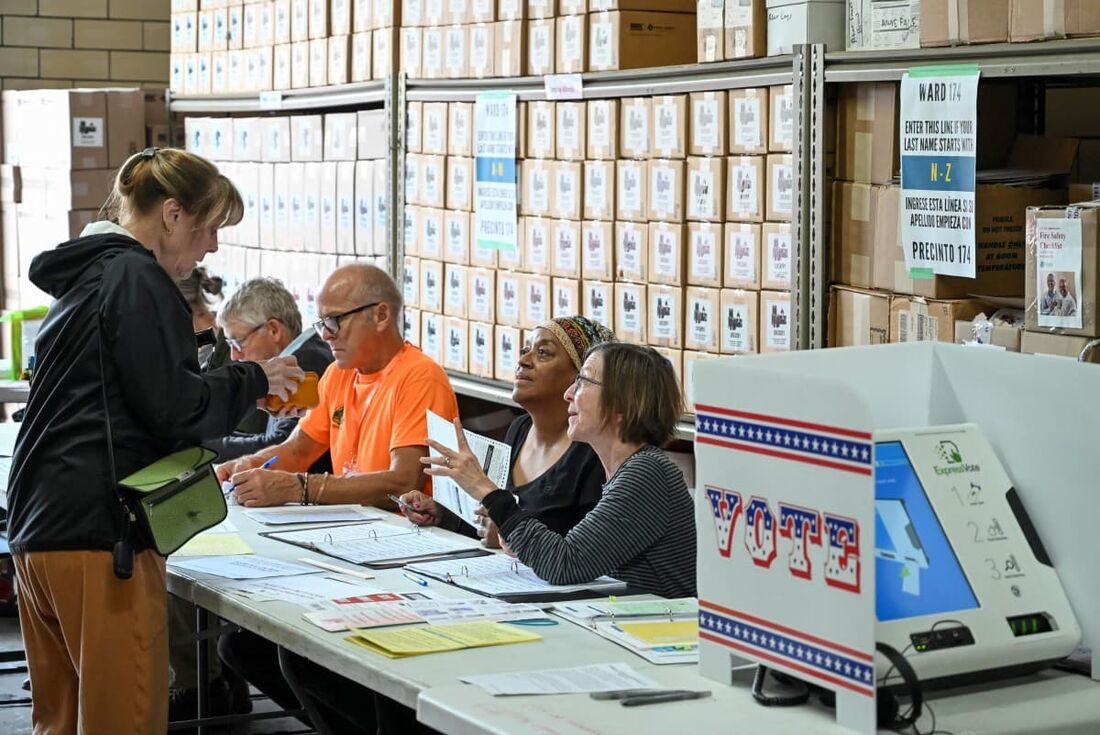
[874,423,1080,686]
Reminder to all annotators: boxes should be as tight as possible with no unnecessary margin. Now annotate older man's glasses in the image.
[313,302,381,337]
[226,322,265,352]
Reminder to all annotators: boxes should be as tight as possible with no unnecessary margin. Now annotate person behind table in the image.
[6,147,303,734]
[401,316,614,547]
[423,342,696,599]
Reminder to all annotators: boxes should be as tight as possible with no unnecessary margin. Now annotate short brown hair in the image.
[101,147,244,230]
[587,342,682,446]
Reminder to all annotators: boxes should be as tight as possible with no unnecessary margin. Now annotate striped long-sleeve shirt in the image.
[483,446,697,598]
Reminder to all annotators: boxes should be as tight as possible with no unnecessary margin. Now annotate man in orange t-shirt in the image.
[216,263,458,508]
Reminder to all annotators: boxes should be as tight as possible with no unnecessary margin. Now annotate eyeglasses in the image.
[573,373,603,390]
[313,302,381,337]
[226,322,265,352]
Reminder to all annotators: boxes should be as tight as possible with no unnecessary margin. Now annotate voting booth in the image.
[693,343,1098,733]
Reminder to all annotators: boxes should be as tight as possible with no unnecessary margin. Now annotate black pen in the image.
[481,445,494,475]
[620,690,711,707]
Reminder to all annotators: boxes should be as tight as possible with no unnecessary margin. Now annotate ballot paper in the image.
[303,591,443,631]
[221,574,384,604]
[302,596,546,631]
[426,409,511,527]
[168,555,317,580]
[406,553,624,600]
[346,621,542,658]
[172,533,254,557]
[459,662,661,696]
[244,505,384,525]
[266,521,483,566]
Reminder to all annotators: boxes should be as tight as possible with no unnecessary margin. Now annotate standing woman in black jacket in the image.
[6,147,304,734]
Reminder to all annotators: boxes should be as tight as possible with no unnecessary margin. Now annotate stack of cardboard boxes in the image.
[187,110,391,325]
[400,86,795,407]
[0,89,148,311]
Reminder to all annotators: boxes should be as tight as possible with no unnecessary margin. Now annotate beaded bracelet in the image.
[297,473,309,505]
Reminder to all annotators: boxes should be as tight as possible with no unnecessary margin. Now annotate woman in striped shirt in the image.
[423,342,696,599]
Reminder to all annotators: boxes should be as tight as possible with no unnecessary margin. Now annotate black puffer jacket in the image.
[7,230,267,554]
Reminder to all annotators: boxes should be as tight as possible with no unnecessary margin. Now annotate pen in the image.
[402,571,430,587]
[224,455,280,496]
[388,493,412,512]
[620,690,711,707]
[298,557,376,580]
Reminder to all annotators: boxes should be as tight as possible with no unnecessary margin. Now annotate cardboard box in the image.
[472,0,497,23]
[648,284,683,348]
[495,325,521,380]
[685,286,720,351]
[403,204,421,256]
[762,221,792,290]
[769,84,794,153]
[445,103,473,158]
[27,91,108,170]
[319,161,339,253]
[846,0,920,50]
[528,18,556,75]
[552,277,581,318]
[273,162,292,250]
[444,209,470,264]
[529,0,556,19]
[309,37,329,87]
[557,12,587,72]
[104,90,145,169]
[302,161,322,251]
[499,219,525,270]
[404,153,422,206]
[583,160,616,220]
[690,91,727,156]
[522,159,555,217]
[420,257,444,312]
[1020,329,1100,362]
[354,160,374,255]
[724,222,761,289]
[766,153,794,222]
[1009,1,1063,41]
[444,24,469,78]
[469,267,496,322]
[495,19,528,77]
[648,159,685,222]
[725,0,766,58]
[682,349,720,410]
[445,264,469,317]
[523,274,551,327]
[522,216,551,274]
[406,101,423,154]
[421,311,443,364]
[323,113,358,161]
[583,279,615,329]
[421,102,448,155]
[326,34,350,86]
[828,285,890,346]
[650,347,684,394]
[398,27,421,77]
[19,169,114,212]
[619,97,651,160]
[686,156,725,222]
[421,26,443,78]
[1066,0,1100,37]
[766,0,845,55]
[688,221,723,287]
[1025,204,1099,337]
[836,81,898,184]
[292,115,324,161]
[273,44,293,89]
[552,219,582,278]
[698,0,724,61]
[422,208,447,262]
[652,95,688,159]
[421,154,446,208]
[615,281,647,342]
[309,0,330,38]
[471,238,499,268]
[553,161,583,221]
[729,87,769,155]
[447,156,473,211]
[373,25,397,78]
[720,288,758,353]
[759,289,792,352]
[582,220,615,280]
[528,101,556,159]
[587,99,619,159]
[556,102,587,161]
[447,0,471,25]
[468,22,495,77]
[403,306,421,345]
[726,155,766,223]
[286,161,306,249]
[357,110,388,159]
[588,10,697,72]
[615,220,648,282]
[469,321,495,378]
[649,222,686,285]
[922,0,1009,46]
[616,159,648,221]
[889,295,987,343]
[291,40,310,88]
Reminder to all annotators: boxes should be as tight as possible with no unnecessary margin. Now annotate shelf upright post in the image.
[791,43,827,350]
[387,72,407,279]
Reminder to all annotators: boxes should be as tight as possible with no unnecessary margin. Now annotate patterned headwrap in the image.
[537,316,616,371]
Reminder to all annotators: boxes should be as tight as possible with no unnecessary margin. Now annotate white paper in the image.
[223,574,383,604]
[1034,217,1084,329]
[427,409,511,527]
[168,555,317,580]
[303,590,441,631]
[460,663,660,696]
[268,521,481,565]
[407,554,622,597]
[243,505,384,525]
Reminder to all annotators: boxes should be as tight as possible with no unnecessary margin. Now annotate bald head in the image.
[321,264,403,329]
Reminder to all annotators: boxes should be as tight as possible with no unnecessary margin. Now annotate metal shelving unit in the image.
[166,80,388,113]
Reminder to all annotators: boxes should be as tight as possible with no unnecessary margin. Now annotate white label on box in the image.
[587,284,611,327]
[446,270,465,311]
[555,224,578,273]
[532,24,551,70]
[556,168,577,216]
[423,159,442,205]
[618,226,643,275]
[451,106,470,147]
[731,162,759,216]
[527,280,549,323]
[470,26,490,72]
[584,226,609,273]
[689,168,717,220]
[529,222,550,270]
[591,18,612,68]
[590,101,611,148]
[472,272,493,317]
[722,302,750,352]
[653,229,678,279]
[423,215,443,259]
[422,314,441,359]
[449,163,469,207]
[693,98,719,150]
[690,297,714,346]
[651,164,675,216]
[497,330,517,376]
[765,296,790,349]
[619,164,641,213]
[404,209,416,244]
[472,323,491,370]
[562,17,582,66]
[586,165,607,213]
[691,228,718,281]
[554,284,576,317]
[772,163,793,215]
[425,0,444,22]
[775,90,794,148]
[446,27,464,72]
[532,107,553,155]
[446,323,465,367]
[653,295,676,340]
[357,187,372,232]
[735,97,763,149]
[73,118,104,148]
[529,166,550,212]
[1035,217,1084,329]
[405,162,419,202]
[653,101,678,153]
[402,262,419,304]
[446,216,467,259]
[767,231,791,285]
[423,267,441,309]
[624,104,648,155]
[559,106,581,154]
[728,229,755,282]
[424,30,443,72]
[424,111,444,153]
[619,288,641,333]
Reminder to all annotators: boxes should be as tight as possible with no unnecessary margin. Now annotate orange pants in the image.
[14,549,168,735]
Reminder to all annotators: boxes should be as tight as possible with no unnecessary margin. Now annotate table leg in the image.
[277,645,334,735]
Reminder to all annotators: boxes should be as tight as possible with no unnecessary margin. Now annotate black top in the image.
[204,332,334,473]
[7,233,268,554]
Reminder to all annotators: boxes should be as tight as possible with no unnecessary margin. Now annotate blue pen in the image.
[402,571,430,587]
[225,455,280,495]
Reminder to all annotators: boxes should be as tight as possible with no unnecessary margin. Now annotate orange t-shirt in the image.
[298,342,458,493]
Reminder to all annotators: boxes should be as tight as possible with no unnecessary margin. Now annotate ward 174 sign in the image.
[900,67,980,279]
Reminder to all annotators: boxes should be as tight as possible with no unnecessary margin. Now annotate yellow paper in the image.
[173,533,254,557]
[346,622,542,659]
[616,620,698,646]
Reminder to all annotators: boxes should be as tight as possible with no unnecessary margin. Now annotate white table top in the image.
[0,379,30,403]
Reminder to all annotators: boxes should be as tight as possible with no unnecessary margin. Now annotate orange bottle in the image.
[266,371,320,412]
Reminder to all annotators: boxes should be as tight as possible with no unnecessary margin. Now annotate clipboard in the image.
[406,555,627,603]
[262,522,491,569]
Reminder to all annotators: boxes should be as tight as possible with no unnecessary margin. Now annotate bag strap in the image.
[96,290,134,545]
